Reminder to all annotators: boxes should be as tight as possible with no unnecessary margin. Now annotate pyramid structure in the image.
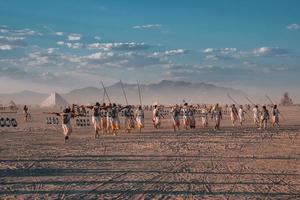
[8,100,17,108]
[40,92,69,108]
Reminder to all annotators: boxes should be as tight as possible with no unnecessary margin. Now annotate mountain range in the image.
[0,80,246,105]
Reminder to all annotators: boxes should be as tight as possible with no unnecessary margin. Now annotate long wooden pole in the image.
[101,82,111,103]
[102,88,106,103]
[245,96,255,105]
[227,93,239,105]
[227,93,251,119]
[137,80,142,106]
[265,95,274,105]
[120,80,128,105]
[265,95,286,121]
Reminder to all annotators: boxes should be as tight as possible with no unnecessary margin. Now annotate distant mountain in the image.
[0,80,246,105]
[0,90,47,105]
[63,80,245,105]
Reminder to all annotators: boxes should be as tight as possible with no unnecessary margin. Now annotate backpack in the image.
[93,106,100,117]
[63,113,70,124]
[154,109,159,117]
[111,108,118,118]
[172,110,179,118]
[272,109,277,116]
[124,109,131,117]
[263,110,270,119]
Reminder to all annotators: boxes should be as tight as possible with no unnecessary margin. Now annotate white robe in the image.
[153,108,161,126]
[92,106,101,131]
[230,107,238,121]
[136,109,145,128]
[238,108,245,122]
[201,109,208,125]
[253,107,259,122]
[181,107,190,127]
[62,113,72,136]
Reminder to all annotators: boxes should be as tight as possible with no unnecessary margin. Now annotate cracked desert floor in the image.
[1,106,300,199]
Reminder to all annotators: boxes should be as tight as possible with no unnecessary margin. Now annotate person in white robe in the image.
[201,105,208,128]
[271,105,280,127]
[230,104,238,127]
[252,105,260,127]
[181,103,190,130]
[152,105,161,129]
[170,104,180,132]
[238,105,246,126]
[211,104,222,130]
[135,105,145,133]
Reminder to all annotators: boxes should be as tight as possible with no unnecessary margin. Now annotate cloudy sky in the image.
[0,0,299,99]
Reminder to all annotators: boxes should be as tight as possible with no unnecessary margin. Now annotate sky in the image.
[0,0,299,99]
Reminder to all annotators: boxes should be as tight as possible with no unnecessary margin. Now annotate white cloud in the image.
[202,47,289,59]
[57,41,65,45]
[252,47,289,56]
[20,50,66,67]
[47,48,57,54]
[253,47,270,54]
[57,41,84,49]
[68,33,81,41]
[153,49,188,57]
[133,24,162,29]
[202,47,240,60]
[0,36,27,49]
[0,26,41,37]
[27,52,51,66]
[94,36,102,41]
[205,54,219,61]
[13,28,39,36]
[286,23,300,30]
[84,52,115,60]
[202,48,237,54]
[59,51,118,66]
[0,45,15,50]
[163,49,187,56]
[0,28,8,33]
[57,41,150,51]
[55,32,64,36]
[203,48,214,53]
[65,42,84,49]
[87,42,150,51]
[243,61,256,67]
[220,48,237,54]
[2,36,25,41]
[61,51,166,69]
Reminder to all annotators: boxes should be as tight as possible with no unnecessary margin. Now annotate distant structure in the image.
[0,100,18,113]
[280,92,293,106]
[40,92,69,108]
[8,100,18,111]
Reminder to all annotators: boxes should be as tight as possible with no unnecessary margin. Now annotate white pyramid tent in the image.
[7,100,18,110]
[40,92,69,108]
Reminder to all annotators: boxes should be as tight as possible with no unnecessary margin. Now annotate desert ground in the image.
[0,106,300,199]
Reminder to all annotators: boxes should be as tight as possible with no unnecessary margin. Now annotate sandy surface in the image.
[0,106,300,199]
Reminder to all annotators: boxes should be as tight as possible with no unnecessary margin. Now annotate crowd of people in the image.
[47,103,145,142]
[43,101,281,142]
[228,104,280,129]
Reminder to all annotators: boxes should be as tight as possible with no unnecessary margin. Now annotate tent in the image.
[40,92,69,108]
[7,100,18,110]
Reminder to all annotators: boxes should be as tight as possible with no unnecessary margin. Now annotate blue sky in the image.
[0,0,299,98]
